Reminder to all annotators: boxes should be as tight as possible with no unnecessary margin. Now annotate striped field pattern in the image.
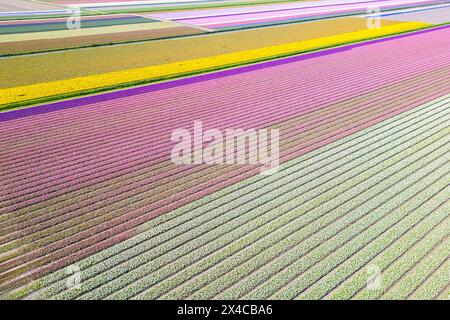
[0,17,449,299]
[0,13,206,56]
[0,21,433,107]
[0,15,158,35]
[0,16,408,87]
[7,93,450,299]
[39,0,324,13]
[0,0,63,12]
[151,0,450,29]
[366,3,450,24]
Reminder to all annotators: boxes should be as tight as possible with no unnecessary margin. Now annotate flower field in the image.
[0,0,62,12]
[40,0,317,13]
[151,0,449,29]
[0,16,402,88]
[0,14,206,55]
[0,15,159,34]
[371,3,450,23]
[0,21,432,108]
[0,0,449,301]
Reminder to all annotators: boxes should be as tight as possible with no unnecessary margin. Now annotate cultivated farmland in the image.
[0,0,448,301]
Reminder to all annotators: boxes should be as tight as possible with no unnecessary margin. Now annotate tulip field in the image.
[0,0,449,301]
[149,0,447,29]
